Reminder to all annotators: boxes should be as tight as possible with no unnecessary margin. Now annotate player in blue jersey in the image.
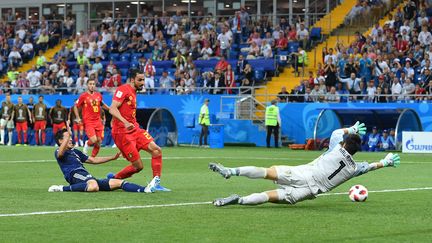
[48,127,160,193]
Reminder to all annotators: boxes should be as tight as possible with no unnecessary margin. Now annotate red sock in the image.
[23,131,27,143]
[41,131,46,145]
[87,140,94,146]
[17,131,22,144]
[74,135,78,143]
[151,155,162,177]
[35,131,40,145]
[91,144,100,157]
[115,165,139,179]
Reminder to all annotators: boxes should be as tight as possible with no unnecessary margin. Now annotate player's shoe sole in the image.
[213,194,240,207]
[209,162,231,179]
[144,176,160,193]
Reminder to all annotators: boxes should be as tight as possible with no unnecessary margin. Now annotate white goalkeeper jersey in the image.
[301,129,368,193]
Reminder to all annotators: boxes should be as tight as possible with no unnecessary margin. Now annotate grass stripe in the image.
[1,187,431,218]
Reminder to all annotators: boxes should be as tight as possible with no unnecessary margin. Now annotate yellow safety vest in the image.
[265,105,279,126]
[298,51,309,65]
[77,55,88,65]
[199,104,210,125]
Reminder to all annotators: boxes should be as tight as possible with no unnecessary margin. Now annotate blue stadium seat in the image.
[119,68,129,77]
[120,53,131,61]
[131,53,142,62]
[288,42,300,54]
[143,52,152,60]
[109,53,120,61]
[115,61,130,68]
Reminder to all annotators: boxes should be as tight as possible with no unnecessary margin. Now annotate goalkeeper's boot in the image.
[144,176,160,193]
[213,194,240,207]
[48,185,64,192]
[209,162,231,179]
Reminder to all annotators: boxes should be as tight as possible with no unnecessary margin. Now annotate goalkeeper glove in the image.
[380,153,401,167]
[348,121,367,136]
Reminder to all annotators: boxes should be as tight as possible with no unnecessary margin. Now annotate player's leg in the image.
[213,190,280,206]
[16,123,22,145]
[106,179,156,193]
[0,119,5,144]
[209,162,278,180]
[41,121,46,145]
[84,126,96,154]
[79,125,84,146]
[34,121,40,145]
[22,122,28,145]
[111,133,143,179]
[144,141,162,178]
[7,121,15,146]
[90,126,104,157]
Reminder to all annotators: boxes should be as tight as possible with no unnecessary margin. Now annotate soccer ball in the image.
[348,185,368,202]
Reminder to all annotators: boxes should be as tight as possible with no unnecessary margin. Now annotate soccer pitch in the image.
[0,146,431,242]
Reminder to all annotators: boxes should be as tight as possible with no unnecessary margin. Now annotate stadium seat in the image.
[119,68,129,77]
[288,42,300,54]
[309,27,322,44]
[115,61,130,68]
[131,53,142,62]
[109,53,120,61]
[143,52,152,60]
[120,53,131,62]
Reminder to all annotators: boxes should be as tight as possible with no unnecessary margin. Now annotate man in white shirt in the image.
[27,65,42,91]
[8,46,22,67]
[217,26,232,58]
[391,77,402,101]
[296,23,309,49]
[144,59,156,93]
[402,78,415,100]
[324,48,338,64]
[339,73,362,99]
[20,38,34,62]
[166,18,178,37]
[418,26,432,47]
[210,122,400,206]
[101,28,112,45]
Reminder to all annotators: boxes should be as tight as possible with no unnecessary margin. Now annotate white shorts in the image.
[145,77,155,89]
[0,118,14,129]
[274,165,319,204]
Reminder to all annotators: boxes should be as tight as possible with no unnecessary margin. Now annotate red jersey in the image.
[112,84,138,134]
[75,91,103,125]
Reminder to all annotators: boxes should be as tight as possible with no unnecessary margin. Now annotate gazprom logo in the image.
[405,137,432,151]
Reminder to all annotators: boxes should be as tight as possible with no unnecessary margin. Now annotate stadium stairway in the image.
[311,0,357,35]
[255,1,405,105]
[1,40,65,83]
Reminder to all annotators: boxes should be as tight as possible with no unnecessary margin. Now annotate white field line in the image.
[0,187,431,218]
[0,157,430,164]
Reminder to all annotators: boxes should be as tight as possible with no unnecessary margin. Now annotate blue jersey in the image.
[368,133,380,147]
[380,136,395,149]
[55,148,89,183]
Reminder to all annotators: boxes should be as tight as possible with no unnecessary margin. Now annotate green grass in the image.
[0,146,431,242]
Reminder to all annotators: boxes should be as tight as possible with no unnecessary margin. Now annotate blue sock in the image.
[63,183,87,192]
[121,181,146,193]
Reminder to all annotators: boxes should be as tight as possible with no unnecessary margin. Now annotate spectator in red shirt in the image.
[215,55,229,73]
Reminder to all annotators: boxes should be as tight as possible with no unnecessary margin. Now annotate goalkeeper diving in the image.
[209,122,401,206]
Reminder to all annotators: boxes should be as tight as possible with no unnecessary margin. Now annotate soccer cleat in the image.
[79,139,84,147]
[154,184,171,192]
[48,185,64,192]
[106,172,115,179]
[209,162,232,179]
[7,142,12,146]
[213,194,240,207]
[83,140,89,155]
[144,176,160,193]
[112,143,117,148]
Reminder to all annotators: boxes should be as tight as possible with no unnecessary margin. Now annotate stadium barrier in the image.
[402,132,432,153]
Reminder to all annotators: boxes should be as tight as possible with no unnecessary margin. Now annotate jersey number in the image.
[328,161,346,180]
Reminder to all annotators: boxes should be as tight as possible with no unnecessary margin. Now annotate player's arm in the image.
[27,106,32,123]
[354,153,400,177]
[57,130,71,159]
[329,121,366,150]
[109,100,134,130]
[86,152,121,164]
[101,101,110,111]
[73,105,81,123]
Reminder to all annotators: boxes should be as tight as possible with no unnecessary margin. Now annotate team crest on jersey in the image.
[116,91,123,98]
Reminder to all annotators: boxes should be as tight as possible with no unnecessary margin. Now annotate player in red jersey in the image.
[108,69,170,191]
[74,79,109,157]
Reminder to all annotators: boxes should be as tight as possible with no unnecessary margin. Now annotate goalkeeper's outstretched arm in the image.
[354,153,401,177]
[328,121,366,151]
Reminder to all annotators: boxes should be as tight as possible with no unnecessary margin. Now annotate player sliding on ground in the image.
[48,127,160,193]
[209,121,401,206]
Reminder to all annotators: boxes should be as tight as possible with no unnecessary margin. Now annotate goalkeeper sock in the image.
[239,192,269,205]
[115,165,139,179]
[121,181,146,192]
[63,183,87,192]
[235,166,266,179]
[151,155,162,177]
